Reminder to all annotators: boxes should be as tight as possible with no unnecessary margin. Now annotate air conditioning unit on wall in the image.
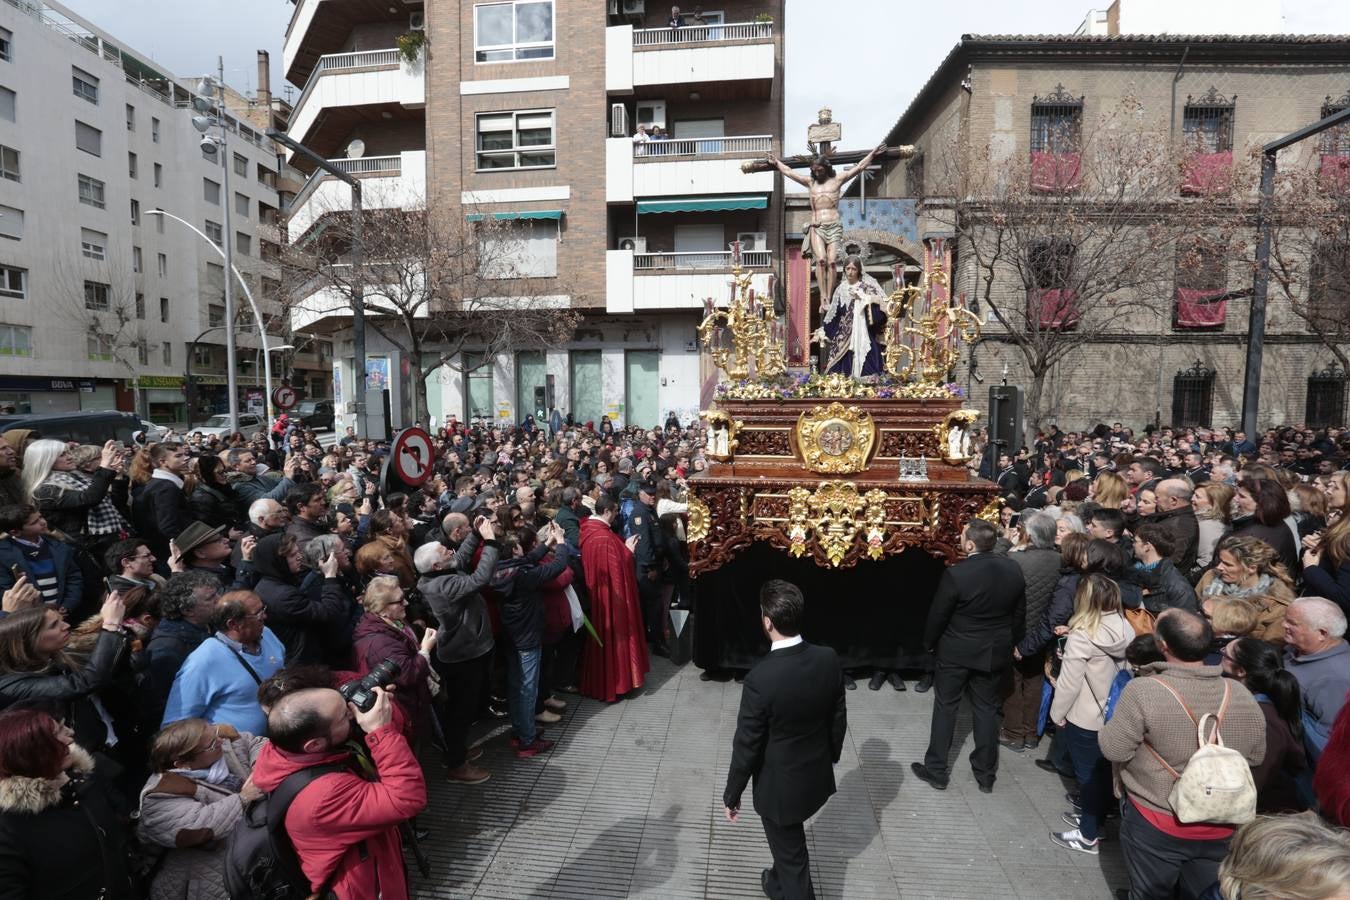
[610,103,629,138]
[737,231,768,251]
[618,236,647,252]
[409,11,424,30]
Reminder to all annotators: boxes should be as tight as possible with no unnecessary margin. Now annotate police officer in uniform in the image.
[626,480,666,656]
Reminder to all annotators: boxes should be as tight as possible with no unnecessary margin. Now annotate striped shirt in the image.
[11,537,59,604]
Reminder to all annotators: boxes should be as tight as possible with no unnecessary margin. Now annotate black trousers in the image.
[923,660,1003,783]
[433,650,491,769]
[761,816,816,900]
[1119,798,1230,900]
[637,570,664,642]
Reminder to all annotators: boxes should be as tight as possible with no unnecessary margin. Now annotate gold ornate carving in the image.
[937,408,982,465]
[700,409,743,461]
[686,495,710,543]
[976,497,1003,524]
[796,402,876,474]
[786,486,812,557]
[883,245,981,386]
[862,488,889,560]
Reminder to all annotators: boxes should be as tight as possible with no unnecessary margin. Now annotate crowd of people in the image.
[957,420,1350,900]
[0,410,703,899]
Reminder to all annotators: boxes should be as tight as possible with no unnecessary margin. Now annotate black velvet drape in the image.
[690,542,947,672]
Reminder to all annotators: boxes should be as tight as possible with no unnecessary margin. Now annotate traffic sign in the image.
[272,385,298,410]
[389,426,434,487]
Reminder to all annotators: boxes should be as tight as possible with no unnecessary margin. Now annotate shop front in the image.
[0,375,109,415]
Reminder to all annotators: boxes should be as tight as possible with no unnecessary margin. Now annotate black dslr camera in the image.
[338,659,400,712]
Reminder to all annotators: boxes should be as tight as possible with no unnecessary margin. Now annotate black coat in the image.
[188,482,236,530]
[29,468,119,545]
[251,533,349,665]
[1231,517,1300,573]
[0,751,131,900]
[723,641,847,825]
[1134,559,1199,614]
[0,629,127,752]
[926,552,1026,672]
[130,476,190,562]
[1147,505,1200,577]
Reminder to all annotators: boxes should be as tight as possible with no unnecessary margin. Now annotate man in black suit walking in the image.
[723,579,847,900]
[912,519,1025,793]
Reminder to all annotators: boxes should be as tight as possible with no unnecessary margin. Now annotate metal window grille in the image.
[1030,85,1083,154]
[1172,360,1215,427]
[1183,88,1235,154]
[1306,363,1347,428]
[1321,92,1350,157]
[1028,238,1075,289]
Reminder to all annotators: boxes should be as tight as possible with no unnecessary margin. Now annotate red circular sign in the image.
[272,386,298,410]
[390,426,434,486]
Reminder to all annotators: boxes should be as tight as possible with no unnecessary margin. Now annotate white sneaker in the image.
[1050,828,1099,855]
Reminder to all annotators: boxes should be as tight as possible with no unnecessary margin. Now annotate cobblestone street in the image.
[412,657,1126,899]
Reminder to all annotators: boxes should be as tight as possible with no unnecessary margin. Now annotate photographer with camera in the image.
[250,683,426,900]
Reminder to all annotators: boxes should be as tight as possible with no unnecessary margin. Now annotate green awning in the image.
[637,196,768,214]
[465,210,564,222]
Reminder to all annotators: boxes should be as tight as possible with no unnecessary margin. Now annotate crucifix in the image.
[745,109,915,313]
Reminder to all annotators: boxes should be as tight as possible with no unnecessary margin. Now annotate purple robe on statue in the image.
[822,274,888,377]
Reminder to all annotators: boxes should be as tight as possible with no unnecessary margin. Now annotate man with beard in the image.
[767,143,889,307]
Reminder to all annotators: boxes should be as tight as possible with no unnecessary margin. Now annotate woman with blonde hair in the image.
[1302,511,1350,615]
[137,718,264,900]
[1196,534,1295,645]
[1323,471,1350,525]
[1048,572,1133,855]
[1210,812,1350,900]
[1192,481,1235,568]
[1090,471,1128,510]
[351,575,437,746]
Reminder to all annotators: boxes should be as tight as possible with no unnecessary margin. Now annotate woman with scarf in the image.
[129,444,193,571]
[0,708,133,899]
[814,255,888,378]
[250,532,347,666]
[21,438,129,556]
[1195,534,1295,646]
[351,576,437,744]
[188,455,238,531]
[136,718,265,900]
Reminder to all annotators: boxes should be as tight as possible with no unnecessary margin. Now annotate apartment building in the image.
[786,24,1350,430]
[283,0,784,429]
[0,0,299,422]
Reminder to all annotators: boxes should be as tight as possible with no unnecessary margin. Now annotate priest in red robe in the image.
[578,494,650,702]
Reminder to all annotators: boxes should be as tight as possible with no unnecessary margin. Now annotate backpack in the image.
[224,763,347,900]
[1143,679,1257,825]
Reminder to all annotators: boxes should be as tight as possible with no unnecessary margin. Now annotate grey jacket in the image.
[1286,640,1350,735]
[418,532,500,665]
[137,732,265,900]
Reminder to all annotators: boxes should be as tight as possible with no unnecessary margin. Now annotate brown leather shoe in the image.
[466,745,484,762]
[446,763,491,785]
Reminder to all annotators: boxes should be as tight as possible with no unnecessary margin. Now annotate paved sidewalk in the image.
[413,658,1125,899]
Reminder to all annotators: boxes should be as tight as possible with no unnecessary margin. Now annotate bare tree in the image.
[282,196,581,421]
[929,97,1237,440]
[54,236,152,407]
[1263,147,1350,371]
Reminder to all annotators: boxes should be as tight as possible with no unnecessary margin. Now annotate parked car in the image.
[137,418,172,442]
[187,412,265,441]
[0,411,142,445]
[292,399,334,430]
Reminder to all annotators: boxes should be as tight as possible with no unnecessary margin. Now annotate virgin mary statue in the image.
[815,254,887,377]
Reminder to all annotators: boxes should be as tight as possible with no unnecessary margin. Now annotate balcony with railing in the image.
[607,248,774,313]
[606,22,775,93]
[287,48,425,148]
[607,134,775,201]
[287,150,426,238]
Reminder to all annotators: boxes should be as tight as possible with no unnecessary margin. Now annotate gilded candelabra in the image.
[884,254,981,385]
[697,241,785,381]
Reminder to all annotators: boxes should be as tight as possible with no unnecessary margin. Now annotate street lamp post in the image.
[191,60,240,433]
[147,209,285,421]
[1242,103,1350,436]
[266,128,366,431]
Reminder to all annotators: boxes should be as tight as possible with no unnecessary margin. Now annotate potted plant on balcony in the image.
[753,12,773,23]
[396,31,427,64]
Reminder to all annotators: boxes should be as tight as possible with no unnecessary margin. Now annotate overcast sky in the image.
[61,0,1350,154]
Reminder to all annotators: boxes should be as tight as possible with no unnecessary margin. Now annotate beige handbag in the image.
[1143,680,1256,825]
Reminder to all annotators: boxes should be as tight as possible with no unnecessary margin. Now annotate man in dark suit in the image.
[723,579,847,900]
[912,519,1025,793]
